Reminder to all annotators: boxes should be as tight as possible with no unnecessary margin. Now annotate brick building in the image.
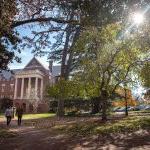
[0,57,60,113]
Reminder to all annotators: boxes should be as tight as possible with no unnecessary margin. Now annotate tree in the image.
[72,23,149,121]
[140,62,150,88]
[47,79,86,115]
[47,79,84,101]
[11,0,150,79]
[27,87,41,113]
[0,0,21,71]
[7,0,149,116]
[140,62,150,103]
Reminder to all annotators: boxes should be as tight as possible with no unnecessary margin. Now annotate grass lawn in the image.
[22,113,55,120]
[0,113,4,118]
[0,113,55,121]
[0,113,5,121]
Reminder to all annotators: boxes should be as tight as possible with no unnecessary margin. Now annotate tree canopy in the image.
[10,0,150,78]
[140,62,150,88]
[0,0,20,71]
[0,0,149,117]
[73,23,149,94]
[64,23,149,120]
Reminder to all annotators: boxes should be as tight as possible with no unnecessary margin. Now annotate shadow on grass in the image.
[71,131,150,150]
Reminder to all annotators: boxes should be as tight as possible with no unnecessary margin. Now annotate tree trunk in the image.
[57,99,65,117]
[124,87,128,116]
[101,90,108,122]
[91,97,100,114]
[101,99,107,121]
[57,20,80,117]
[57,22,73,117]
[125,100,128,116]
[65,27,81,80]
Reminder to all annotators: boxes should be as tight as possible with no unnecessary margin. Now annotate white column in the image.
[21,78,24,99]
[28,77,31,99]
[40,78,43,100]
[14,78,18,99]
[35,77,38,98]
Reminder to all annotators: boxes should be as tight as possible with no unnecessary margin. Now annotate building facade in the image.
[0,57,60,113]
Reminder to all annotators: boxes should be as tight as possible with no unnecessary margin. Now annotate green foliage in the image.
[48,23,149,119]
[140,62,150,88]
[47,79,85,99]
[49,98,91,114]
[0,0,20,70]
[73,23,149,98]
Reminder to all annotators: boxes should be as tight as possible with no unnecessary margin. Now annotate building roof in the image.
[24,57,47,70]
[0,58,61,80]
[0,69,20,80]
[23,57,49,75]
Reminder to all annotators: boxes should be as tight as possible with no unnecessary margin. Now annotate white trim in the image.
[24,57,47,70]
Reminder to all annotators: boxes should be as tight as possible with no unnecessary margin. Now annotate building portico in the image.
[14,70,44,112]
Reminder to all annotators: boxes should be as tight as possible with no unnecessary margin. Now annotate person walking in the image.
[5,106,13,126]
[16,105,23,126]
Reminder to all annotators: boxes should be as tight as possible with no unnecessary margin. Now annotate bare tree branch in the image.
[11,17,80,28]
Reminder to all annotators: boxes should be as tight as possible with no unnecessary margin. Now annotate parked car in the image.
[133,105,146,111]
[113,107,121,112]
[115,106,132,112]
[117,107,126,112]
[144,105,150,110]
[127,106,135,111]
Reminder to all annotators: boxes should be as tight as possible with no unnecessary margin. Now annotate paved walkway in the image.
[0,119,71,150]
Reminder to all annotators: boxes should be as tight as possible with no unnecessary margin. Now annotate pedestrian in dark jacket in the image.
[16,106,23,126]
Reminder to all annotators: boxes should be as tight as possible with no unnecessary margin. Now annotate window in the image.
[2,84,5,92]
[9,95,13,98]
[10,84,14,91]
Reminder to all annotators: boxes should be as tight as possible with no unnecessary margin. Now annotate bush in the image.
[49,98,91,113]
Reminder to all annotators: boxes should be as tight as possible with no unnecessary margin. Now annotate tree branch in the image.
[11,17,80,28]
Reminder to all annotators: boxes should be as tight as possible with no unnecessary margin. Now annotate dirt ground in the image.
[0,117,150,150]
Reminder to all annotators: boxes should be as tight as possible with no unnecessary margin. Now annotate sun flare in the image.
[132,13,144,25]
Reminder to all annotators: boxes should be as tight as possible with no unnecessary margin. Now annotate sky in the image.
[9,37,50,70]
[132,85,146,98]
[9,52,49,69]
